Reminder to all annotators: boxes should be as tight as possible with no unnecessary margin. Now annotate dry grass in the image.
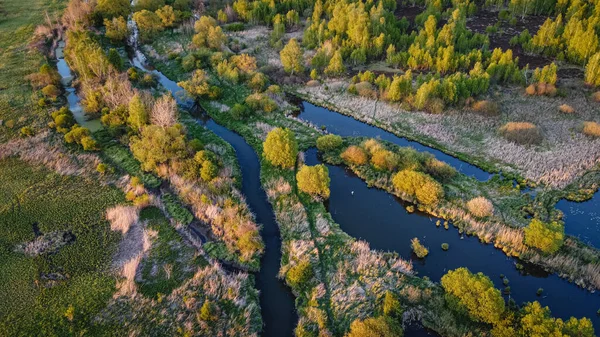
[592,91,600,102]
[471,100,500,116]
[582,121,600,138]
[498,122,543,145]
[466,197,494,218]
[151,94,178,127]
[107,206,140,235]
[559,104,575,114]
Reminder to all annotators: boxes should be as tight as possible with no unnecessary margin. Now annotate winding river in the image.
[120,18,600,333]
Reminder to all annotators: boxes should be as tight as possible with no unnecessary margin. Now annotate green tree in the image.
[107,48,123,71]
[392,170,444,205]
[382,291,401,317]
[133,10,164,42]
[441,268,505,324]
[156,5,177,27]
[96,0,130,19]
[263,128,298,168]
[524,219,564,254]
[64,125,98,151]
[286,260,314,289]
[178,70,212,97]
[128,94,149,131]
[130,124,187,171]
[346,316,403,337]
[325,50,345,76]
[280,38,304,75]
[316,134,343,151]
[296,164,330,199]
[104,17,129,42]
[585,52,600,86]
[387,71,413,102]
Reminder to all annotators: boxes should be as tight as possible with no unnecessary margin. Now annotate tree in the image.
[178,69,212,97]
[128,94,149,131]
[285,260,314,289]
[441,268,505,324]
[346,316,403,337]
[280,38,304,75]
[296,164,330,199]
[96,0,130,19]
[150,94,178,127]
[382,291,402,317]
[133,10,164,42]
[340,145,368,165]
[325,50,345,76]
[64,126,98,151]
[104,17,129,42]
[387,71,412,102]
[585,52,600,87]
[156,5,177,27]
[107,48,123,71]
[524,219,564,254]
[130,124,187,171]
[263,128,298,168]
[198,300,218,322]
[411,238,429,258]
[392,170,444,205]
[135,0,165,11]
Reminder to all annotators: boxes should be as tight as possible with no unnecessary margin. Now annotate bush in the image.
[355,81,377,98]
[559,104,575,114]
[340,145,369,165]
[411,238,429,258]
[296,164,330,199]
[230,103,251,119]
[19,126,34,137]
[424,158,456,182]
[163,193,194,225]
[499,122,543,145]
[370,149,399,171]
[286,260,313,289]
[472,100,500,116]
[130,124,187,171]
[41,84,61,98]
[346,316,403,337]
[392,170,444,205]
[441,243,449,250]
[316,134,343,151]
[525,84,537,95]
[582,121,600,138]
[64,125,98,151]
[524,219,564,254]
[592,91,600,102]
[97,163,109,174]
[441,268,505,324]
[382,291,401,317]
[466,197,494,218]
[263,128,298,168]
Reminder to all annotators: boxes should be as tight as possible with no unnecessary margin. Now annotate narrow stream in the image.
[305,148,600,329]
[55,41,102,132]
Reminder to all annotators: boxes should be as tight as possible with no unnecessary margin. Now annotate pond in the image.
[556,191,600,249]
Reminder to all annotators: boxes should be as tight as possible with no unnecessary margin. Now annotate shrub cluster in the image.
[499,122,543,145]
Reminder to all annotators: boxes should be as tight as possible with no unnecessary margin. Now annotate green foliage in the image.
[296,164,330,199]
[96,0,130,19]
[133,10,164,42]
[392,170,444,205]
[316,134,343,151]
[325,50,345,76]
[178,69,220,99]
[162,193,194,225]
[128,94,149,131]
[199,300,218,322]
[104,16,129,42]
[64,125,98,151]
[441,268,505,324]
[50,107,76,133]
[285,260,314,289]
[19,126,34,137]
[263,128,298,168]
[192,16,225,50]
[532,63,557,85]
[524,219,564,254]
[411,237,429,258]
[107,48,123,71]
[280,38,304,75]
[520,302,594,337]
[382,291,402,317]
[585,53,600,87]
[346,316,403,337]
[387,71,413,102]
[130,124,187,172]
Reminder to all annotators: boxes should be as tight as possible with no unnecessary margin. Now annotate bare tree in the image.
[151,94,178,127]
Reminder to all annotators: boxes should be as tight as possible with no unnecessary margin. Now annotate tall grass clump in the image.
[582,121,600,138]
[499,122,543,145]
[466,197,494,218]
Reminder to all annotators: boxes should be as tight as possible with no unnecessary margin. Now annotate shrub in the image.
[346,316,402,337]
[64,125,98,151]
[559,104,575,114]
[231,103,251,119]
[280,38,304,75]
[340,145,368,165]
[42,84,61,98]
[370,149,399,171]
[392,170,444,205]
[499,122,542,145]
[19,126,34,137]
[382,291,401,317]
[286,260,313,289]
[592,91,600,102]
[472,100,500,116]
[130,124,187,171]
[424,158,456,182]
[97,163,109,174]
[466,197,494,218]
[441,243,449,250]
[316,134,343,151]
[263,128,298,168]
[441,268,505,324]
[524,219,564,254]
[132,10,164,42]
[411,238,429,258]
[582,121,600,138]
[355,81,377,98]
[104,16,129,42]
[296,164,330,199]
[525,84,536,95]
[163,193,194,225]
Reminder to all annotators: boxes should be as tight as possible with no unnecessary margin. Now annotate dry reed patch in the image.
[471,100,500,116]
[559,104,575,114]
[498,122,543,145]
[582,121,600,138]
[592,91,600,102]
[466,197,494,218]
[107,206,140,234]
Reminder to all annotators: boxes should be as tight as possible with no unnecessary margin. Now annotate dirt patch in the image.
[395,5,424,25]
[467,11,550,69]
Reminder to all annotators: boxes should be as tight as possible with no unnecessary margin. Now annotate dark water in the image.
[200,119,298,337]
[128,53,297,336]
[305,148,600,330]
[556,191,600,249]
[55,42,102,132]
[296,101,492,181]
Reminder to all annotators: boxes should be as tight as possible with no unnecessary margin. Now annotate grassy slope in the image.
[0,0,65,142]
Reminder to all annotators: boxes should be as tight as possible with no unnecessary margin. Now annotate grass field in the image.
[0,0,66,142]
[0,157,124,335]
